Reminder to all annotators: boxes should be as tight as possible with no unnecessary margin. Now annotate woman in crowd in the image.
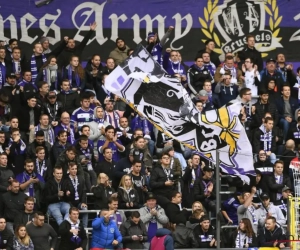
[13,225,34,250]
[117,174,140,209]
[64,55,86,91]
[36,55,60,91]
[91,173,116,210]
[229,218,258,248]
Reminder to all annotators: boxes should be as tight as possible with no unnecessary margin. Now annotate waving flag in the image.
[105,45,255,183]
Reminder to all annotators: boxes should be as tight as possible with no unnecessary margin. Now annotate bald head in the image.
[286,140,295,150]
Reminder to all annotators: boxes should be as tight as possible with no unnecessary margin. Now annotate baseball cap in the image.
[282,186,291,192]
[146,193,156,200]
[7,72,16,78]
[202,166,213,172]
[266,58,276,63]
[260,192,270,200]
[198,90,208,97]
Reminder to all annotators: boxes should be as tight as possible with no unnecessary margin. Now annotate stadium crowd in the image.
[0,21,296,249]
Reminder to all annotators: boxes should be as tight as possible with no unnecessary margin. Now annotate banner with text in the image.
[0,0,300,62]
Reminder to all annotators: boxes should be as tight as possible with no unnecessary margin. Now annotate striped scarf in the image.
[31,54,47,82]
[0,62,6,88]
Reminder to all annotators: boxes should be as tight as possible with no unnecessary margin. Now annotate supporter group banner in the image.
[105,45,255,183]
[1,0,300,62]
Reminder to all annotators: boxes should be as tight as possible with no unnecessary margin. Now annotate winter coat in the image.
[173,223,198,249]
[0,166,14,194]
[90,217,122,249]
[120,219,148,249]
[258,226,286,247]
[91,184,115,210]
[149,228,174,250]
[55,150,83,177]
[57,91,80,115]
[139,205,169,232]
[117,187,140,209]
[58,219,87,250]
[266,174,292,202]
[0,227,13,250]
[109,46,130,65]
[229,230,258,248]
[12,237,34,250]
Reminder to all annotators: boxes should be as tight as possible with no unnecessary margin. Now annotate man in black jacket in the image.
[258,216,286,248]
[242,34,263,71]
[149,153,176,207]
[62,162,88,228]
[267,160,292,202]
[164,191,189,224]
[0,217,13,249]
[57,79,80,115]
[58,207,87,250]
[280,139,296,176]
[194,166,216,212]
[57,22,97,68]
[194,216,217,248]
[120,211,148,249]
[43,166,70,226]
[14,196,35,228]
[195,39,221,68]
[252,89,278,129]
[26,130,51,160]
[0,179,27,232]
[0,153,14,195]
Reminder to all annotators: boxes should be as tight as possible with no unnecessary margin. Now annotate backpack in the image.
[150,235,167,250]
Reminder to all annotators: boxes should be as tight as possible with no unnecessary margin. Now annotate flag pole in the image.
[216,149,221,249]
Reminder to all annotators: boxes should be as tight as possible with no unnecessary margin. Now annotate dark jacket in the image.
[150,166,176,197]
[15,104,41,133]
[229,230,258,248]
[194,177,216,202]
[57,30,94,68]
[55,149,83,177]
[0,166,14,194]
[149,228,174,250]
[165,202,189,224]
[0,191,27,222]
[57,91,80,115]
[194,224,216,248]
[287,125,300,147]
[266,174,292,202]
[50,141,72,165]
[187,65,212,94]
[95,159,116,182]
[61,175,86,207]
[254,158,274,176]
[0,227,13,250]
[275,96,299,121]
[258,226,286,247]
[260,69,285,92]
[43,100,63,123]
[26,140,52,160]
[84,62,105,93]
[91,184,115,210]
[120,219,148,249]
[173,223,198,249]
[252,127,277,154]
[117,187,139,209]
[43,178,67,205]
[242,46,263,71]
[14,211,35,228]
[280,149,296,176]
[252,100,278,128]
[58,219,87,250]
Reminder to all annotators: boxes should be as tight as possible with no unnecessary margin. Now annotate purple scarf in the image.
[105,111,120,128]
[147,207,158,242]
[110,211,122,228]
[68,65,80,88]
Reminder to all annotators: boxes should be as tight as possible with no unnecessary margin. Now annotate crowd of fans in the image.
[0,21,297,249]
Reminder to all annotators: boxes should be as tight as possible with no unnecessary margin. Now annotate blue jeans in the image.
[279,118,290,141]
[78,203,88,228]
[48,202,70,225]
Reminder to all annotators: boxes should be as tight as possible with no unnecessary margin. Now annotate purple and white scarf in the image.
[30,54,47,82]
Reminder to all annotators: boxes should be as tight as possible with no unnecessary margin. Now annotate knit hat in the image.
[163,145,174,154]
[115,37,124,44]
[40,36,49,44]
[147,32,155,40]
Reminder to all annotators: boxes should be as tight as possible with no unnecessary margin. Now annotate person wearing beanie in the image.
[40,36,51,54]
[109,38,130,66]
[146,26,174,66]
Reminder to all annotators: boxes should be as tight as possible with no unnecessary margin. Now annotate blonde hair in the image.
[119,174,133,189]
[97,173,108,185]
[15,225,31,246]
